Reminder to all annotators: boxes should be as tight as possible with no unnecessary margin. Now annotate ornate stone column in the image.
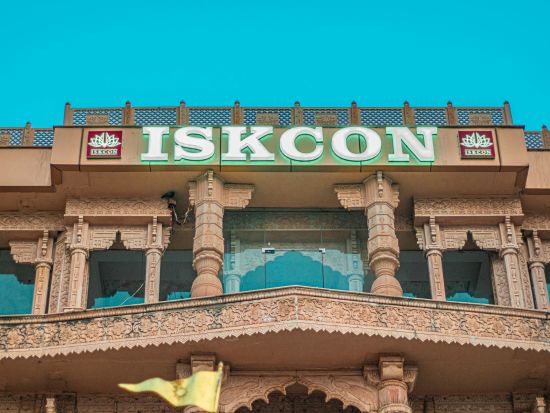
[364,355,418,413]
[416,217,446,301]
[144,217,168,304]
[335,171,402,296]
[526,231,550,310]
[9,230,55,315]
[65,216,90,311]
[189,171,254,297]
[347,230,364,292]
[498,217,529,308]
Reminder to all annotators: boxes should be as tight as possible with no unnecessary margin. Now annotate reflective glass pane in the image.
[0,250,35,315]
[160,250,195,301]
[443,251,494,304]
[396,251,431,299]
[88,250,146,309]
[265,249,323,288]
[223,211,368,294]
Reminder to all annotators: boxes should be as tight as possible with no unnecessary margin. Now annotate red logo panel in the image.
[458,131,495,159]
[86,131,123,159]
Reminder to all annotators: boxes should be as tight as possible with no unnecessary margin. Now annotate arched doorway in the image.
[236,383,362,413]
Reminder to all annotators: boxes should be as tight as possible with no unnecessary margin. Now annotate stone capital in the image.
[335,171,399,212]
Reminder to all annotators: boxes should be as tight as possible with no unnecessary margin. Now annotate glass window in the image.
[223,210,368,294]
[87,249,146,309]
[443,250,494,304]
[0,250,36,315]
[159,250,195,301]
[396,251,431,299]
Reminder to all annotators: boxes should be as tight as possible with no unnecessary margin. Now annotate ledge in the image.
[0,287,548,359]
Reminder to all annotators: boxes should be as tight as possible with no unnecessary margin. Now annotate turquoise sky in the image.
[1,0,548,129]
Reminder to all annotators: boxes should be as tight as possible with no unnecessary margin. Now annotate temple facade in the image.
[0,102,548,413]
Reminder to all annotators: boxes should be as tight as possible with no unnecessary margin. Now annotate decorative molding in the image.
[65,199,170,224]
[414,198,523,225]
[0,212,64,232]
[223,184,255,209]
[522,213,550,232]
[9,241,38,264]
[0,287,547,360]
[219,373,377,413]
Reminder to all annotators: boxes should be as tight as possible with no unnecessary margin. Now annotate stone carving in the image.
[189,171,254,297]
[415,218,446,301]
[0,212,64,231]
[65,199,170,222]
[468,113,493,125]
[49,232,71,313]
[0,133,10,146]
[415,211,534,309]
[86,113,109,125]
[525,232,550,310]
[414,198,523,225]
[315,114,339,125]
[255,113,280,125]
[335,172,402,297]
[491,255,512,307]
[522,213,550,231]
[430,394,513,413]
[220,373,377,413]
[364,355,417,413]
[0,287,547,359]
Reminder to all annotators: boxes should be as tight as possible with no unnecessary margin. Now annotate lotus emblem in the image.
[460,132,493,149]
[88,132,121,148]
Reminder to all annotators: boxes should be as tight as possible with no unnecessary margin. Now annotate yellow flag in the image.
[119,362,223,412]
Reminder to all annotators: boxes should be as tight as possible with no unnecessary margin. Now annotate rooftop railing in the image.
[63,100,513,128]
[2,101,547,151]
[0,122,54,147]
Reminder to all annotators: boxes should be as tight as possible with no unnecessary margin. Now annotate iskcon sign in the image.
[140,126,437,164]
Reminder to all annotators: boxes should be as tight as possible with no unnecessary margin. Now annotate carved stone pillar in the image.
[347,230,365,292]
[335,172,401,296]
[65,217,90,311]
[189,171,254,297]
[416,217,446,301]
[364,355,418,413]
[9,230,55,315]
[526,231,550,310]
[223,230,241,294]
[144,217,168,304]
[498,217,529,308]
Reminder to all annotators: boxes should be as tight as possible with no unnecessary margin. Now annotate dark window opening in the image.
[87,238,146,309]
[159,250,195,301]
[0,250,35,315]
[442,245,494,304]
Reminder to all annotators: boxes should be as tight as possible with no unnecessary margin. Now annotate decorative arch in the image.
[218,374,377,413]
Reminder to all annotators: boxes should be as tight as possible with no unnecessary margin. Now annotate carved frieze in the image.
[0,287,547,359]
[0,212,64,232]
[65,199,170,224]
[414,198,523,225]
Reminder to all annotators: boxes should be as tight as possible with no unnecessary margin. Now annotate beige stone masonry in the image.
[188,170,254,297]
[415,198,534,309]
[335,172,402,296]
[63,199,172,312]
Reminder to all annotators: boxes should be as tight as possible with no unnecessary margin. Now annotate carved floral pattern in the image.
[0,288,547,359]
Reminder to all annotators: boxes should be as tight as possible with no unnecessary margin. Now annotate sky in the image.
[0,0,549,130]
